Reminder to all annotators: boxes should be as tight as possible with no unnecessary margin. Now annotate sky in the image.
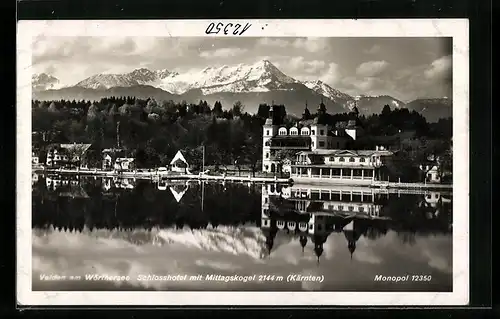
[32,37,452,102]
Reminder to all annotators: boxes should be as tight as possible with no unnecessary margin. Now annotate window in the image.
[339,157,345,162]
[265,165,269,170]
[329,157,335,162]
[320,129,324,135]
[265,197,268,203]
[349,157,355,162]
[266,152,269,159]
[266,130,270,136]
[358,207,364,212]
[319,141,325,147]
[311,130,316,135]
[338,205,344,211]
[360,157,365,162]
[311,141,315,147]
[348,206,354,211]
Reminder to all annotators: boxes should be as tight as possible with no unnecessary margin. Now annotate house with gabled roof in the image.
[46,143,92,169]
[101,148,136,171]
[169,150,193,174]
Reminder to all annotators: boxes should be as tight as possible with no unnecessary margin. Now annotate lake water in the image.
[31,173,453,292]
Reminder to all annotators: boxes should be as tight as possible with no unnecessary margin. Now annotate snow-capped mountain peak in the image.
[75,67,178,90]
[32,73,63,91]
[71,60,298,94]
[33,61,427,119]
[150,59,298,95]
[302,80,353,102]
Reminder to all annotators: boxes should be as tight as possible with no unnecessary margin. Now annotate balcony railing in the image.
[269,145,310,150]
[290,160,382,168]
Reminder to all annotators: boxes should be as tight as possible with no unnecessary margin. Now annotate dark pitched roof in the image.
[58,143,92,154]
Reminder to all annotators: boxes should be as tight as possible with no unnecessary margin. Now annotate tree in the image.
[63,144,91,168]
[241,133,261,177]
[178,101,188,117]
[87,103,100,120]
[148,113,160,122]
[108,103,119,116]
[119,103,132,116]
[232,101,244,117]
[48,102,58,113]
[212,101,223,117]
[381,104,391,120]
[273,149,297,177]
[145,98,158,114]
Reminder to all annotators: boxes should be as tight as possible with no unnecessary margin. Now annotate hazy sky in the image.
[33,37,452,101]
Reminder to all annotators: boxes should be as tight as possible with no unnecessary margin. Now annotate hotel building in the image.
[262,102,394,185]
[291,147,394,185]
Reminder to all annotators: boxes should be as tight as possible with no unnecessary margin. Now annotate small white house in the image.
[32,151,40,165]
[420,164,441,183]
[115,158,135,170]
[170,151,191,174]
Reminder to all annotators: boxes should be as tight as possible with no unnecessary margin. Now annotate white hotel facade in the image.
[262,102,394,185]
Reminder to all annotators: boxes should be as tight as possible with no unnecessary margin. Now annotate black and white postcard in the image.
[17,19,469,306]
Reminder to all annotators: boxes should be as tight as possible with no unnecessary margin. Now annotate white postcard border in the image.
[17,19,469,306]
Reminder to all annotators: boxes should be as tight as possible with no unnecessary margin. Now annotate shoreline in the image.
[33,167,453,190]
[33,167,293,184]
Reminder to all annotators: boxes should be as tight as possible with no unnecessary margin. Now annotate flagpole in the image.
[202,179,205,212]
[202,144,205,173]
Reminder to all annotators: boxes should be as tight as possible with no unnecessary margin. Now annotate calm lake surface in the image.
[32,173,453,292]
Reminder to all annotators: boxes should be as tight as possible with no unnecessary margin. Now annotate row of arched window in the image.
[265,126,326,137]
[328,156,369,163]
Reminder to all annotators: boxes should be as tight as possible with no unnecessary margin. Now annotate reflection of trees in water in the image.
[32,176,452,244]
[397,231,417,246]
[32,177,262,231]
[364,225,388,241]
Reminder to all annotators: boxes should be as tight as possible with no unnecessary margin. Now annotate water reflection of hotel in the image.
[260,184,386,263]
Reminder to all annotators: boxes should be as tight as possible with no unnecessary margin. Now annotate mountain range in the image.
[31,60,452,122]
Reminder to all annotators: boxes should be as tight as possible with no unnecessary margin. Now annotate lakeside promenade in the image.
[33,166,453,191]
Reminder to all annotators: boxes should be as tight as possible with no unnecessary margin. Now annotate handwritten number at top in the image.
[205,22,252,35]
